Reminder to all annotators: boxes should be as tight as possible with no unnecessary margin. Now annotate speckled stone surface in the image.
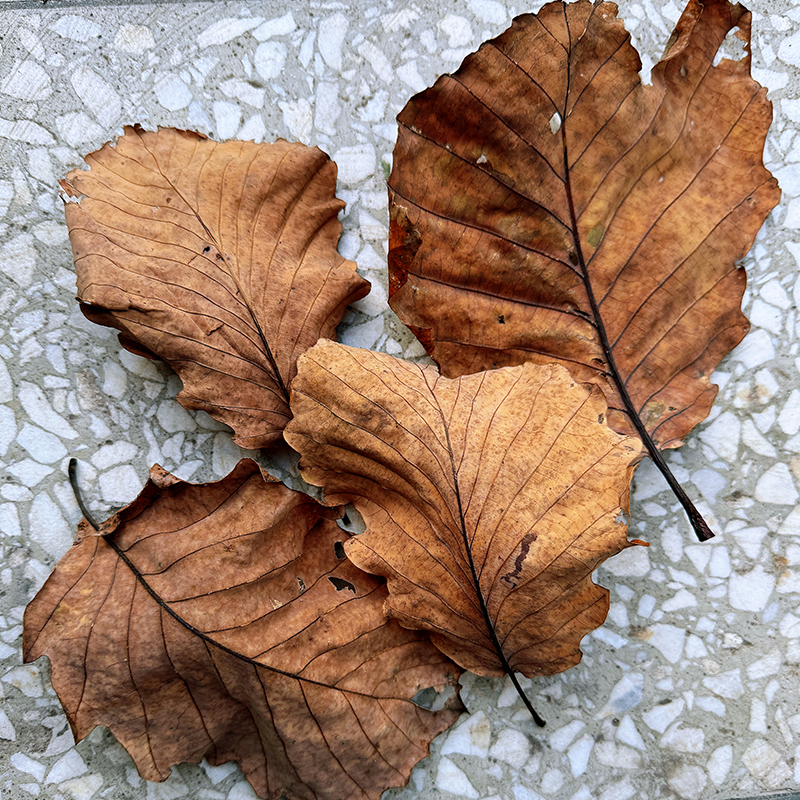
[0,0,799,798]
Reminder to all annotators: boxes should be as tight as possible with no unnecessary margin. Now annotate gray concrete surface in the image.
[0,0,799,798]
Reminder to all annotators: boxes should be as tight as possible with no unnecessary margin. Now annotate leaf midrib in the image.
[558,4,713,541]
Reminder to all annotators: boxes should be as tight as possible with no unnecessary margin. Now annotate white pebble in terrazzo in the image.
[567,734,593,777]
[599,777,636,800]
[729,564,776,612]
[17,424,67,463]
[467,0,507,24]
[10,459,54,487]
[598,672,643,716]
[707,744,733,786]
[113,23,155,54]
[440,710,491,758]
[213,100,242,140]
[595,741,642,769]
[154,75,192,110]
[156,399,196,433]
[642,698,685,734]
[0,233,36,287]
[212,432,251,477]
[755,462,799,504]
[489,728,531,769]
[91,441,139,471]
[11,753,46,781]
[28,493,71,558]
[196,17,264,48]
[98,464,142,504]
[228,779,261,799]
[1,59,51,102]
[742,739,792,788]
[601,543,650,576]
[2,665,42,698]
[746,650,782,679]
[539,768,564,794]
[435,757,479,799]
[0,708,16,741]
[646,623,685,663]
[616,715,646,750]
[46,750,87,784]
[661,723,705,753]
[318,14,348,71]
[548,719,585,752]
[60,774,104,800]
[252,12,296,40]
[70,67,121,129]
[698,411,740,460]
[702,668,744,700]
[254,41,287,80]
[19,383,76,438]
[334,144,376,185]
[667,764,707,800]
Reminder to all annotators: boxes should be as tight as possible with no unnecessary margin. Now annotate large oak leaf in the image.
[63,126,369,449]
[387,2,779,476]
[23,460,461,800]
[285,341,641,688]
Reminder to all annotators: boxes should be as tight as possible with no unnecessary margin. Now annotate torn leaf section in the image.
[24,459,461,800]
[64,126,369,449]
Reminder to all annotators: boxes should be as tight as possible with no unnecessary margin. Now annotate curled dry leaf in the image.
[23,460,462,800]
[63,126,369,449]
[387,0,779,535]
[285,341,642,695]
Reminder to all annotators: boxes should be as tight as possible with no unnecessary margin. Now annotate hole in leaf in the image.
[549,112,562,134]
[713,27,747,66]
[411,683,457,711]
[328,577,356,593]
[336,503,366,534]
[334,541,346,559]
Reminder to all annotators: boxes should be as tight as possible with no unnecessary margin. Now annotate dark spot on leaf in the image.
[203,246,211,253]
[501,530,537,587]
[498,314,505,324]
[328,577,356,593]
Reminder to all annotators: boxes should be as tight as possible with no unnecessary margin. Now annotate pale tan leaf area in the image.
[24,460,461,800]
[63,127,369,449]
[286,341,642,679]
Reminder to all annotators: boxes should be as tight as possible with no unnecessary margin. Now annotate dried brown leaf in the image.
[23,460,461,800]
[285,341,641,685]
[387,1,778,471]
[63,126,369,449]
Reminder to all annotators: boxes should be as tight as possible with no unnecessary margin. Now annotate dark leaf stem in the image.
[435,400,546,727]
[558,12,713,542]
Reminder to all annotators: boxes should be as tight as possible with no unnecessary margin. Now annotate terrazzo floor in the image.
[1,0,800,798]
